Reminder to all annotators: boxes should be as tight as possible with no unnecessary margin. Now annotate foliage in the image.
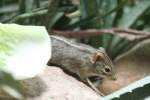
[1,0,149,59]
[0,0,150,99]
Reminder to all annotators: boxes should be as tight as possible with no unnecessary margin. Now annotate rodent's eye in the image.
[104,67,110,73]
[102,66,111,74]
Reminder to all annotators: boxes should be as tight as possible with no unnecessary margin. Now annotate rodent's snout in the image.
[108,74,117,80]
[107,71,117,80]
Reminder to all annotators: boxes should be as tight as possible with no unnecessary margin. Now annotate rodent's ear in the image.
[98,47,106,53]
[91,51,104,64]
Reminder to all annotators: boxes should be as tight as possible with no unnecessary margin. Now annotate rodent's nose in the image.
[108,74,117,80]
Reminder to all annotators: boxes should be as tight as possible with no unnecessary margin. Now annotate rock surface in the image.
[21,66,101,100]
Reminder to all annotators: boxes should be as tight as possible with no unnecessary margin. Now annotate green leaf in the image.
[80,0,100,29]
[107,0,127,58]
[100,0,117,50]
[80,0,102,48]
[0,23,50,79]
[118,0,150,28]
[48,12,64,30]
[107,0,150,59]
[46,0,62,29]
[9,9,47,23]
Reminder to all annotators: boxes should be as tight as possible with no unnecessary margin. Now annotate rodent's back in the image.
[49,36,96,74]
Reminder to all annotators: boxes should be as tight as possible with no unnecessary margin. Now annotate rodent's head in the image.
[91,47,116,80]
